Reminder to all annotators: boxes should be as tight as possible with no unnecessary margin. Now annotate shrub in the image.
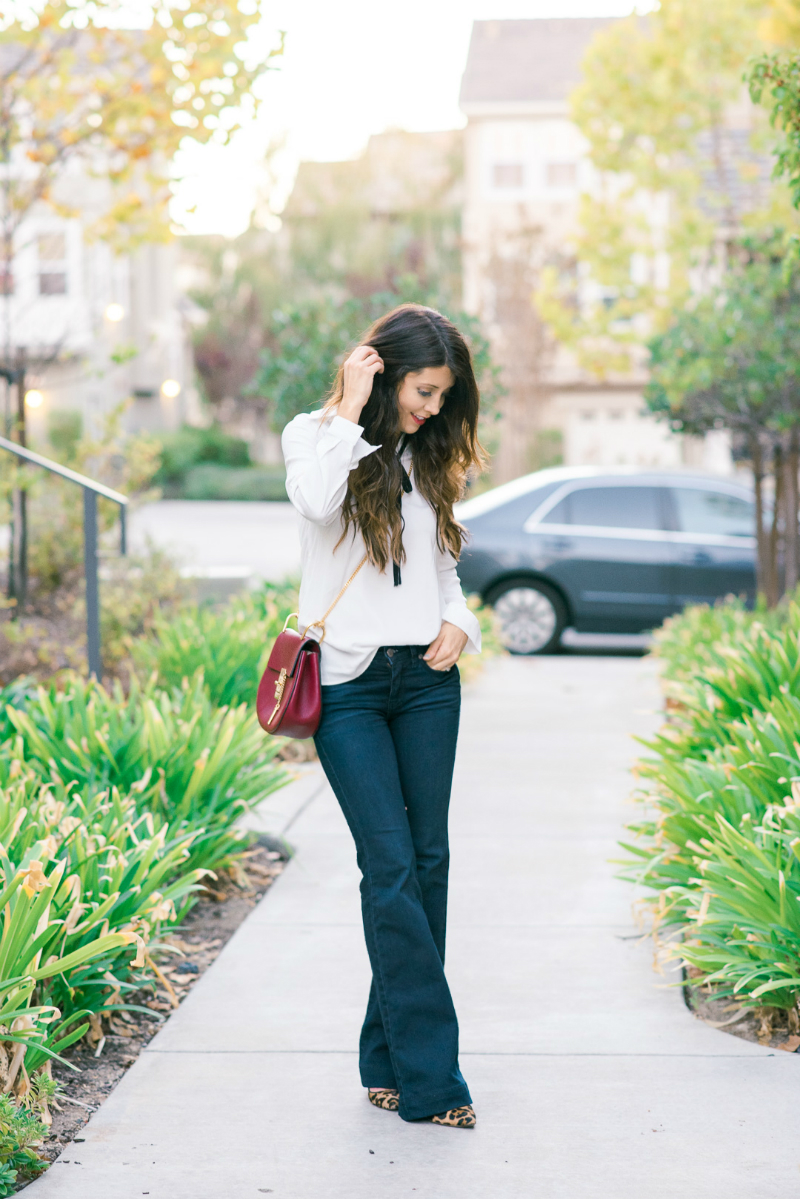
[3,672,288,874]
[153,424,251,495]
[8,405,161,601]
[131,581,298,709]
[624,595,800,1011]
[0,1095,48,1194]
[181,463,287,501]
[649,604,800,762]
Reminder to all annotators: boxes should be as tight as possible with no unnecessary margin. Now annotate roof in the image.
[459,18,618,107]
[283,130,462,221]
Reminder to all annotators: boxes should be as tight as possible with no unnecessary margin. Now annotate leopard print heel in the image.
[430,1104,476,1128]
[368,1088,400,1111]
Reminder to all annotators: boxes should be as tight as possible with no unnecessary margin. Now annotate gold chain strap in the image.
[282,553,369,646]
[316,554,370,626]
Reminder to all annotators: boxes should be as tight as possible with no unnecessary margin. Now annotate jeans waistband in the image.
[379,645,428,659]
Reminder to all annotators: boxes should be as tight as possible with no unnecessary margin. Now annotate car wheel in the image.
[488,581,566,655]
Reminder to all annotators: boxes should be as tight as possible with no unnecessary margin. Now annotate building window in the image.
[38,233,65,261]
[546,162,577,188]
[609,409,624,421]
[39,273,67,295]
[0,272,13,296]
[580,410,596,422]
[493,163,524,189]
[38,232,67,296]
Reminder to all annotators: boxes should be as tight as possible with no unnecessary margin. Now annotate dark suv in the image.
[456,467,756,654]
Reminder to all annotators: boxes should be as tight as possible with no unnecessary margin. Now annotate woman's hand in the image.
[424,622,468,671]
[338,345,384,424]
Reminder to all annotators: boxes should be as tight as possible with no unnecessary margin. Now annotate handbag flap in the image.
[266,628,321,678]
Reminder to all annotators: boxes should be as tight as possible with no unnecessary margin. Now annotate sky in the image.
[171,0,653,238]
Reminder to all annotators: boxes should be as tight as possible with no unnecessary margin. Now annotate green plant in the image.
[645,235,800,602]
[181,463,287,501]
[130,582,297,709]
[98,548,188,672]
[153,424,252,494]
[749,41,800,214]
[652,596,764,684]
[249,287,503,432]
[536,0,787,378]
[20,404,161,601]
[4,673,288,873]
[649,604,800,762]
[458,597,503,685]
[0,755,214,1076]
[623,594,800,1010]
[46,411,82,460]
[0,849,145,1072]
[0,1094,47,1194]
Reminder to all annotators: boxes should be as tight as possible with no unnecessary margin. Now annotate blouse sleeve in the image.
[282,412,379,526]
[437,546,482,655]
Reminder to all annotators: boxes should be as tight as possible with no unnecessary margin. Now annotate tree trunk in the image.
[769,440,784,607]
[8,350,26,615]
[751,433,770,601]
[785,428,800,597]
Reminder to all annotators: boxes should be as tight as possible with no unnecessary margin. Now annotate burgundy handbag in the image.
[257,555,368,739]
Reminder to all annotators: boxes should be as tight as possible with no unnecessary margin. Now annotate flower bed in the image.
[0,581,299,1192]
[623,597,800,1042]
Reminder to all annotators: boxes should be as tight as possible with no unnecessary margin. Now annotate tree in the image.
[280,130,464,305]
[0,0,282,412]
[182,223,285,420]
[185,130,503,447]
[646,237,800,602]
[535,0,794,377]
[0,0,281,254]
[247,285,504,439]
[0,0,281,608]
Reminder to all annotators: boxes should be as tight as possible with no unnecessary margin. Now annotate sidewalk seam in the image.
[140,1049,780,1059]
[281,775,329,836]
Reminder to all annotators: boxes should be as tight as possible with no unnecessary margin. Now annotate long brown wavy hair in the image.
[322,305,485,572]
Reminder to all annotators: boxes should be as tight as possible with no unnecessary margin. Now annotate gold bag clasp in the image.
[268,667,288,725]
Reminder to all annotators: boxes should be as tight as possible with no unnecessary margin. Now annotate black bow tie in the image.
[393,460,413,586]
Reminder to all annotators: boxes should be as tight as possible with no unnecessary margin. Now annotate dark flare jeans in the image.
[314,644,471,1122]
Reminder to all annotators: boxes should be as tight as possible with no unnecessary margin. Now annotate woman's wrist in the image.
[337,396,366,426]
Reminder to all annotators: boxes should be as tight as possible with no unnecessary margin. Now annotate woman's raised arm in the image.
[282,412,379,525]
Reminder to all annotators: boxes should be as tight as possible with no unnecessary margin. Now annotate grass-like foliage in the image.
[131,581,297,709]
[0,584,297,1185]
[3,671,287,875]
[623,596,800,1011]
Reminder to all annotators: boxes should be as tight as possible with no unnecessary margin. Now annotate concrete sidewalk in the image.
[29,656,799,1199]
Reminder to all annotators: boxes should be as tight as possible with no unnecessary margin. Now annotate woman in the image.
[282,304,484,1128]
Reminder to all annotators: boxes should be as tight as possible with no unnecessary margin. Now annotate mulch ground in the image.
[685,971,800,1053]
[31,838,288,1173]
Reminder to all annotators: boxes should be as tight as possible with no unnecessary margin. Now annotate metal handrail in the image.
[0,434,128,678]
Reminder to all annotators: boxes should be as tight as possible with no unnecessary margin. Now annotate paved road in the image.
[29,655,797,1199]
[129,500,301,585]
[129,500,651,652]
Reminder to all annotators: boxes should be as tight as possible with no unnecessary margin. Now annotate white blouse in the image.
[282,410,482,685]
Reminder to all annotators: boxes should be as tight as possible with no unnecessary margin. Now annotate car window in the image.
[539,486,666,531]
[672,488,754,537]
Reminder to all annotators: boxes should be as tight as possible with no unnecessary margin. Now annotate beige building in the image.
[459,18,731,482]
[2,175,197,446]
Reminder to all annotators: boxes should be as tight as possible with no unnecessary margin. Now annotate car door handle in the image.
[682,550,712,564]
[543,537,572,553]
